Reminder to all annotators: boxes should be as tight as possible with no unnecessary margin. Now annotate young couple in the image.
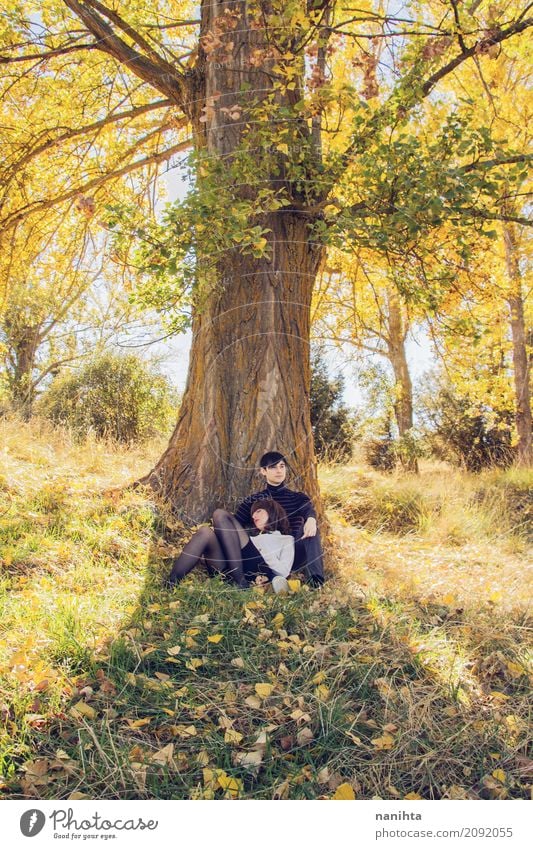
[167,451,325,591]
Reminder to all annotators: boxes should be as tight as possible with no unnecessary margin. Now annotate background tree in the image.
[310,347,356,461]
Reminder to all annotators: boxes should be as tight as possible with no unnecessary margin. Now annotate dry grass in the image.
[0,417,531,800]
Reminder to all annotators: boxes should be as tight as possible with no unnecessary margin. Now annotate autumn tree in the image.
[1,1,531,519]
[312,251,418,462]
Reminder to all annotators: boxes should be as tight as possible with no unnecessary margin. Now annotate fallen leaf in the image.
[125,717,151,729]
[151,744,175,767]
[371,733,395,750]
[255,683,274,699]
[296,727,314,746]
[279,734,294,751]
[224,729,243,745]
[70,701,96,720]
[166,645,181,656]
[207,634,224,644]
[234,749,263,771]
[317,766,330,785]
[332,782,356,800]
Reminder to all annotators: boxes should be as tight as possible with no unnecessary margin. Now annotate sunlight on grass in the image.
[1,417,531,800]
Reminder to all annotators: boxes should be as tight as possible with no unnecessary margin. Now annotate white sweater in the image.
[250,531,295,578]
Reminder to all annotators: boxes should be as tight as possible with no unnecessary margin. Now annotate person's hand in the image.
[301,517,317,538]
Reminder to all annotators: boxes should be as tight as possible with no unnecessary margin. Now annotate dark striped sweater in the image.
[235,482,316,538]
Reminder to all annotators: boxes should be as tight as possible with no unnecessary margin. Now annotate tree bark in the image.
[141,1,327,522]
[386,287,418,472]
[4,316,40,419]
[144,214,324,522]
[503,222,532,467]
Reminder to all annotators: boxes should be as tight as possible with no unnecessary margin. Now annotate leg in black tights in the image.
[212,509,250,586]
[168,526,228,584]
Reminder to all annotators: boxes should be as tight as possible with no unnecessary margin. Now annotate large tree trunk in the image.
[143,1,326,521]
[386,287,418,472]
[145,214,324,521]
[503,223,532,467]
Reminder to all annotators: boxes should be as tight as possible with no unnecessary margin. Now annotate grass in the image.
[0,416,531,800]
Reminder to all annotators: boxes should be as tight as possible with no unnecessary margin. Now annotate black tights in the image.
[168,510,249,587]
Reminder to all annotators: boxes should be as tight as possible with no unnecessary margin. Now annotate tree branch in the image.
[421,17,533,97]
[338,15,532,173]
[3,99,176,182]
[459,153,533,173]
[3,137,192,232]
[0,42,97,64]
[61,0,190,107]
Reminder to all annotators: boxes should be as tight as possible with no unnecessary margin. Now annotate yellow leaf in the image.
[490,691,510,702]
[287,579,301,592]
[315,684,330,701]
[207,634,224,644]
[166,645,181,656]
[224,729,244,745]
[332,782,356,800]
[404,792,422,800]
[217,773,242,798]
[231,657,245,668]
[125,717,151,729]
[371,733,395,750]
[255,683,274,698]
[492,769,506,783]
[185,657,204,670]
[171,725,197,738]
[70,701,96,720]
[196,749,210,766]
[244,695,262,709]
[272,613,284,628]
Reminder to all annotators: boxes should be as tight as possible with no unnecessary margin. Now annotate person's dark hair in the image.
[251,498,291,535]
[259,451,287,469]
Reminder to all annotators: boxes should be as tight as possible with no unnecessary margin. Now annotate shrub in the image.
[421,385,514,472]
[39,352,178,443]
[338,479,435,534]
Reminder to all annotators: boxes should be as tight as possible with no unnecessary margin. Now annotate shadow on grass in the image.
[3,507,531,801]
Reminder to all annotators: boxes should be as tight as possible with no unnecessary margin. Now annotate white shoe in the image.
[272,575,289,595]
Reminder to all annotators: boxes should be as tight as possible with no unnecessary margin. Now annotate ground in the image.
[0,417,531,800]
